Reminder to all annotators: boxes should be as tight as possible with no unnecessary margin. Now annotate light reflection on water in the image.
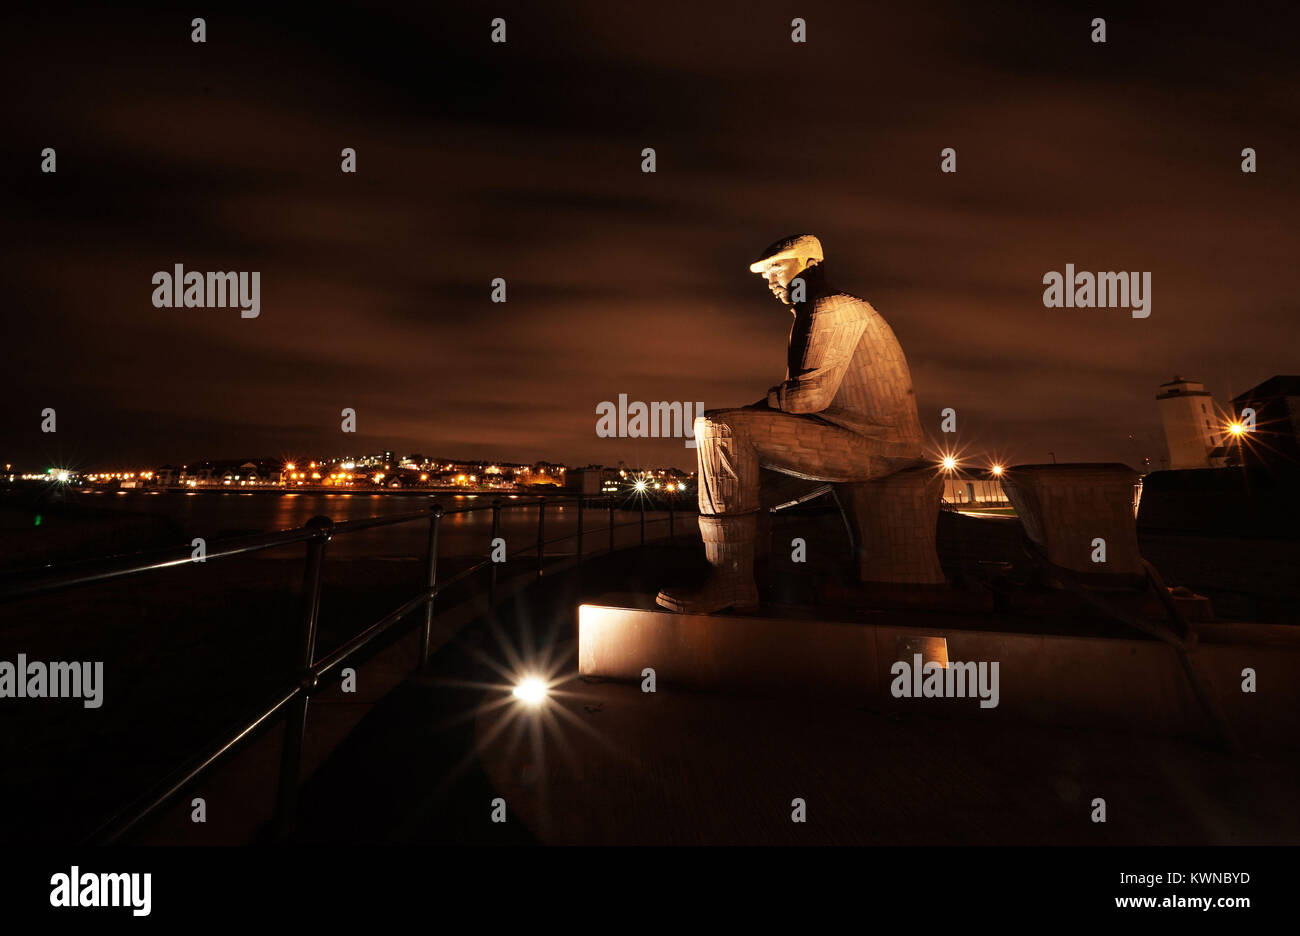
[83,491,674,559]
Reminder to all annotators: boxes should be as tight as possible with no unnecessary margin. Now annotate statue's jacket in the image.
[770,264,925,460]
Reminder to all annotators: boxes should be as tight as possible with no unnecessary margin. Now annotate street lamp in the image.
[512,676,548,708]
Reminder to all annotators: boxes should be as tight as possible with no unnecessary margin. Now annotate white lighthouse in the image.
[1156,376,1224,469]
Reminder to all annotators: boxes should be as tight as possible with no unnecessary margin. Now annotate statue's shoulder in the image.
[813,290,876,319]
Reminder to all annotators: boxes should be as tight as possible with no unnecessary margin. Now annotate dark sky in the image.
[3,1,1298,472]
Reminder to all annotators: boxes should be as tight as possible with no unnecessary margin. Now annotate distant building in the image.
[565,465,692,496]
[1156,377,1225,469]
[942,477,1009,506]
[1229,374,1300,473]
[567,466,615,495]
[184,458,282,486]
[1140,375,1300,538]
[524,462,566,487]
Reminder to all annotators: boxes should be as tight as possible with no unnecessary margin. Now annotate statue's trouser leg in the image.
[659,409,913,612]
[686,513,759,611]
[695,413,761,516]
[696,408,918,501]
[695,410,936,585]
[655,414,762,611]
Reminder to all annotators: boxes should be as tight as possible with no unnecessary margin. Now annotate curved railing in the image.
[0,493,693,844]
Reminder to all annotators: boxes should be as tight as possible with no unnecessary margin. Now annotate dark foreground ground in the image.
[4,502,1297,844]
[473,682,1299,845]
[290,524,1300,846]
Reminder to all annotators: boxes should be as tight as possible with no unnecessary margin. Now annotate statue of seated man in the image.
[656,234,928,613]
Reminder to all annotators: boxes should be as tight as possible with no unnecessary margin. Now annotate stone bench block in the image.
[999,463,1143,583]
[834,467,945,585]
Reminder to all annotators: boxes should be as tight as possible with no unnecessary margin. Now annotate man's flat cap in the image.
[748,234,824,273]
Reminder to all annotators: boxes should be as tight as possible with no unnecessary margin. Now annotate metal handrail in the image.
[0,526,326,600]
[3,491,693,844]
[0,494,562,599]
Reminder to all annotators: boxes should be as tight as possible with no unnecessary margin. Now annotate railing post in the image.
[536,498,545,579]
[608,498,615,553]
[576,495,585,565]
[668,496,674,542]
[490,499,502,605]
[639,497,646,546]
[419,500,443,671]
[274,514,332,842]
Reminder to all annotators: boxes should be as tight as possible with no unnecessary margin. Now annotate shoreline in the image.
[3,484,695,501]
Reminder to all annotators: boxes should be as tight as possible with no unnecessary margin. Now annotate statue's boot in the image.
[656,513,760,613]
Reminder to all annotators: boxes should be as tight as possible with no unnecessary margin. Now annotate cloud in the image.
[2,2,1297,471]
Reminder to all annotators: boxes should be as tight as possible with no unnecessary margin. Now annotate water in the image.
[65,490,677,560]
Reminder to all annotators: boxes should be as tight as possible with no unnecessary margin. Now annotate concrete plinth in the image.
[577,604,1300,747]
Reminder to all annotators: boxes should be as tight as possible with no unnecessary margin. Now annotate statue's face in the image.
[757,257,805,305]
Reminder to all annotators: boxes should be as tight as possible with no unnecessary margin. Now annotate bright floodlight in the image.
[634,480,648,492]
[990,464,1004,476]
[1227,422,1246,437]
[941,456,957,471]
[512,677,548,707]
[56,470,70,482]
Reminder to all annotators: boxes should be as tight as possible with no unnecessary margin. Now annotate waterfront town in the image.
[4,454,694,497]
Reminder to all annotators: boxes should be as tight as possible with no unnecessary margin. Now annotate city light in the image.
[941,456,957,471]
[1227,422,1246,437]
[991,464,1004,476]
[7,454,692,499]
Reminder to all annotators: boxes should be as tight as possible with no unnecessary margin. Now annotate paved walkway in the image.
[291,542,1300,846]
[476,679,1299,845]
